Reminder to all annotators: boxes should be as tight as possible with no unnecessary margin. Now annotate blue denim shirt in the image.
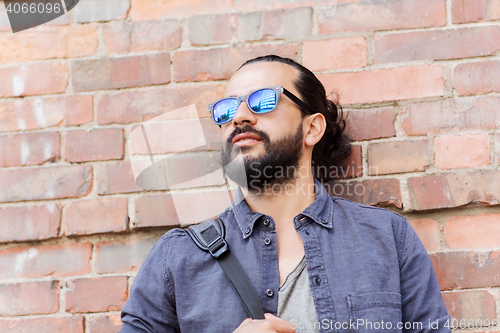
[120,180,450,333]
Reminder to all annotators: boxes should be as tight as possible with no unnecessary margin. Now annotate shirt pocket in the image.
[346,292,402,333]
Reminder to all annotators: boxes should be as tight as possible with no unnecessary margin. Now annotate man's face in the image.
[220,62,306,193]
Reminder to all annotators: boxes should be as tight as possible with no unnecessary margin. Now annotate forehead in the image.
[224,61,299,97]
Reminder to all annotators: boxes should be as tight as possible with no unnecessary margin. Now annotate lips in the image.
[232,132,262,146]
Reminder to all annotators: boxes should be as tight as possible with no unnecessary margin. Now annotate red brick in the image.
[373,26,500,63]
[317,0,446,34]
[65,128,124,162]
[236,8,312,42]
[408,171,500,211]
[0,316,84,333]
[96,161,144,194]
[496,131,500,165]
[443,290,496,325]
[344,107,395,141]
[97,84,225,124]
[0,132,59,167]
[130,0,232,20]
[435,133,490,169]
[318,65,444,105]
[102,21,132,54]
[0,204,61,243]
[88,315,122,333]
[135,189,235,227]
[0,281,59,316]
[0,243,91,279]
[0,25,98,65]
[336,145,362,179]
[74,0,130,23]
[303,37,366,71]
[65,198,129,236]
[0,165,92,202]
[368,140,429,175]
[453,0,500,23]
[0,3,12,32]
[431,251,500,290]
[65,276,128,313]
[95,236,159,273]
[71,54,170,92]
[189,14,235,45]
[172,44,297,82]
[401,96,500,135]
[324,178,402,208]
[132,20,182,52]
[0,62,68,97]
[453,60,500,96]
[445,213,500,249]
[408,219,440,252]
[0,95,92,133]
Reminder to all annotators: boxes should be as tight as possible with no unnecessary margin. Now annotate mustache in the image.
[226,125,270,145]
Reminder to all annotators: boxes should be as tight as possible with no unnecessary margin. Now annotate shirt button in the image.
[314,276,321,286]
[245,228,251,234]
[321,219,328,225]
[266,289,274,297]
[263,218,270,226]
[264,238,271,245]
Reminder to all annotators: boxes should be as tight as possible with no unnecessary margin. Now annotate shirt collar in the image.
[232,179,334,239]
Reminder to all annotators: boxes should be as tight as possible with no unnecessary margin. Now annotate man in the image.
[120,55,451,332]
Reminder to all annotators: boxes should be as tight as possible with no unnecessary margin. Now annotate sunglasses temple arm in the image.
[282,89,312,114]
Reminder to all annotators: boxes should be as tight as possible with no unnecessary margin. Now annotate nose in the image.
[231,101,257,127]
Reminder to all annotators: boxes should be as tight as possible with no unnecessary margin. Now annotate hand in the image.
[233,313,296,333]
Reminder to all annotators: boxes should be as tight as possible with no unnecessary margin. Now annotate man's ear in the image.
[303,113,326,147]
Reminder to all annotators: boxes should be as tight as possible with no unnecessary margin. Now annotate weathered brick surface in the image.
[408,219,440,252]
[130,0,232,20]
[431,251,500,290]
[303,37,367,71]
[0,281,59,316]
[452,0,500,23]
[65,276,128,313]
[318,65,444,105]
[102,21,132,54]
[0,25,98,64]
[445,213,500,249]
[325,178,402,208]
[0,243,91,279]
[0,62,68,97]
[408,171,500,211]
[65,129,124,162]
[74,0,130,23]
[443,290,496,324]
[0,165,92,202]
[72,54,170,91]
[65,198,129,236]
[96,161,144,194]
[87,315,122,333]
[0,132,59,167]
[368,140,429,175]
[0,204,61,243]
[317,0,446,34]
[172,44,297,82]
[97,84,225,124]
[0,316,84,333]
[95,236,160,273]
[401,96,500,135]
[344,108,395,141]
[189,14,234,45]
[336,145,362,179]
[373,26,500,63]
[434,133,490,169]
[453,60,500,96]
[132,20,182,52]
[496,131,500,165]
[236,8,312,42]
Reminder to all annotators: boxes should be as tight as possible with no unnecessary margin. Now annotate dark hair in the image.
[239,55,352,182]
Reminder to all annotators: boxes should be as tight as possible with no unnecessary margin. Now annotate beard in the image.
[221,123,304,195]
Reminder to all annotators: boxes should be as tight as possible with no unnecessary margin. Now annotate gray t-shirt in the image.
[277,257,320,333]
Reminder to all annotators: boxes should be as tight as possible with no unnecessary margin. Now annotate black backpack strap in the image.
[186,218,265,320]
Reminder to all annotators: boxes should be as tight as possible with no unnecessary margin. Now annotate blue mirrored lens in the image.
[213,99,239,124]
[248,89,277,113]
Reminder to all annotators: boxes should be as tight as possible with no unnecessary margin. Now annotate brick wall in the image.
[0,0,499,332]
